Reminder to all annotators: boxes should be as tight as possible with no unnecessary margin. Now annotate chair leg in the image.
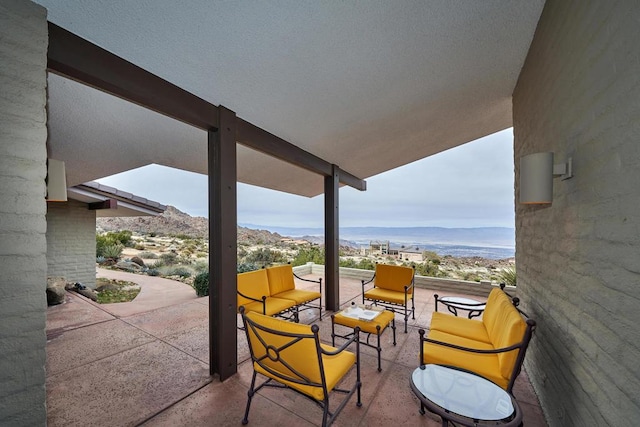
[242,371,258,425]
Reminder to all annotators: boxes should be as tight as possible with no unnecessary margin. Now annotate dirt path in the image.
[96,267,198,317]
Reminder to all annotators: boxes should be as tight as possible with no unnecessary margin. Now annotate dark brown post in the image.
[325,164,340,311]
[208,106,237,380]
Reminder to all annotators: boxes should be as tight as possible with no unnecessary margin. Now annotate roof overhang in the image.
[38,1,545,197]
[67,182,166,217]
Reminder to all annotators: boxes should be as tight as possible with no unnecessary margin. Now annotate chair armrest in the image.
[293,271,321,284]
[236,290,266,304]
[293,272,323,295]
[422,336,525,355]
[321,326,361,356]
[361,273,375,288]
[404,280,415,293]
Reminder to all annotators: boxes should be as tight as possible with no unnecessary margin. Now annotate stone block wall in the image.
[513,1,640,425]
[47,200,97,289]
[0,1,48,425]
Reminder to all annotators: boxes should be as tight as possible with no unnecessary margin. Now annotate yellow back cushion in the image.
[484,292,527,379]
[245,311,321,384]
[266,264,296,295]
[374,264,414,293]
[480,288,504,333]
[237,269,271,308]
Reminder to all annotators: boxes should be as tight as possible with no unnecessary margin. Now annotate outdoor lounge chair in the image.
[266,264,322,320]
[240,307,362,427]
[362,264,415,333]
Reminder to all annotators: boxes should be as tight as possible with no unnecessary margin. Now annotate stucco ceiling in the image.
[38,0,545,197]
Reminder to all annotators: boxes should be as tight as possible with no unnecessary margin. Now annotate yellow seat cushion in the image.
[333,310,395,335]
[430,312,491,343]
[237,269,271,309]
[364,287,407,305]
[374,264,414,293]
[273,289,321,305]
[245,312,355,401]
[240,297,296,316]
[422,330,507,389]
[266,264,296,295]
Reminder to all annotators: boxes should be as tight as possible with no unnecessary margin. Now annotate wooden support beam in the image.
[208,106,238,381]
[88,199,117,210]
[237,118,367,191]
[47,22,219,131]
[324,165,340,311]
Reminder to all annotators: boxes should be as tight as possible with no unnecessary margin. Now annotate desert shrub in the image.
[498,266,516,287]
[194,272,209,297]
[357,258,376,270]
[101,243,124,260]
[164,266,192,278]
[292,247,325,266]
[96,230,132,257]
[159,252,178,265]
[193,260,209,274]
[245,248,286,265]
[138,251,158,259]
[146,268,160,276]
[237,262,259,273]
[339,258,358,268]
[462,272,482,282]
[134,243,146,250]
[96,256,106,264]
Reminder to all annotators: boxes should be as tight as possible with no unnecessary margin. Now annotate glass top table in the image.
[437,296,486,319]
[410,364,522,427]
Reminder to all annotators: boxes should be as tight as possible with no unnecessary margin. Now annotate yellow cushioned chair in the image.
[240,308,362,426]
[362,263,415,332]
[266,264,323,320]
[419,288,536,392]
[237,269,297,317]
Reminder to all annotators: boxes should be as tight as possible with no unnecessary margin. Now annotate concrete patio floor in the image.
[46,270,548,426]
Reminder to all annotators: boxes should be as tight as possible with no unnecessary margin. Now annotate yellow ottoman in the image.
[331,305,396,372]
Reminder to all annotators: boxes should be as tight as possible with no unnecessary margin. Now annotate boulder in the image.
[130,256,146,267]
[46,276,67,306]
[115,260,142,272]
[72,282,97,301]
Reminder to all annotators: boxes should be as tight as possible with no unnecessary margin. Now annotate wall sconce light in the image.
[46,158,68,202]
[519,152,573,204]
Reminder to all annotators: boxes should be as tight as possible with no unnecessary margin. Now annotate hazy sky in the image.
[96,128,514,229]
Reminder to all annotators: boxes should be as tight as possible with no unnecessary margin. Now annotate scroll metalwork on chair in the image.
[240,307,362,426]
[361,263,415,333]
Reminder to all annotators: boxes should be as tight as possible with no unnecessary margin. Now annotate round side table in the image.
[410,364,523,427]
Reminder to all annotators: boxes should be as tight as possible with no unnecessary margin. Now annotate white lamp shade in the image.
[520,152,553,204]
[46,159,68,202]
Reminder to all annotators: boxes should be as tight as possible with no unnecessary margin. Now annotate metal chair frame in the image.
[240,307,362,426]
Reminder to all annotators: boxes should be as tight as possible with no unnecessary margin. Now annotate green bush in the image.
[146,268,160,276]
[194,272,209,297]
[292,247,325,266]
[96,230,132,257]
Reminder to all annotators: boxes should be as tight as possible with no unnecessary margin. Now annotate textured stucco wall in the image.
[47,200,97,289]
[513,1,640,425]
[0,1,48,425]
